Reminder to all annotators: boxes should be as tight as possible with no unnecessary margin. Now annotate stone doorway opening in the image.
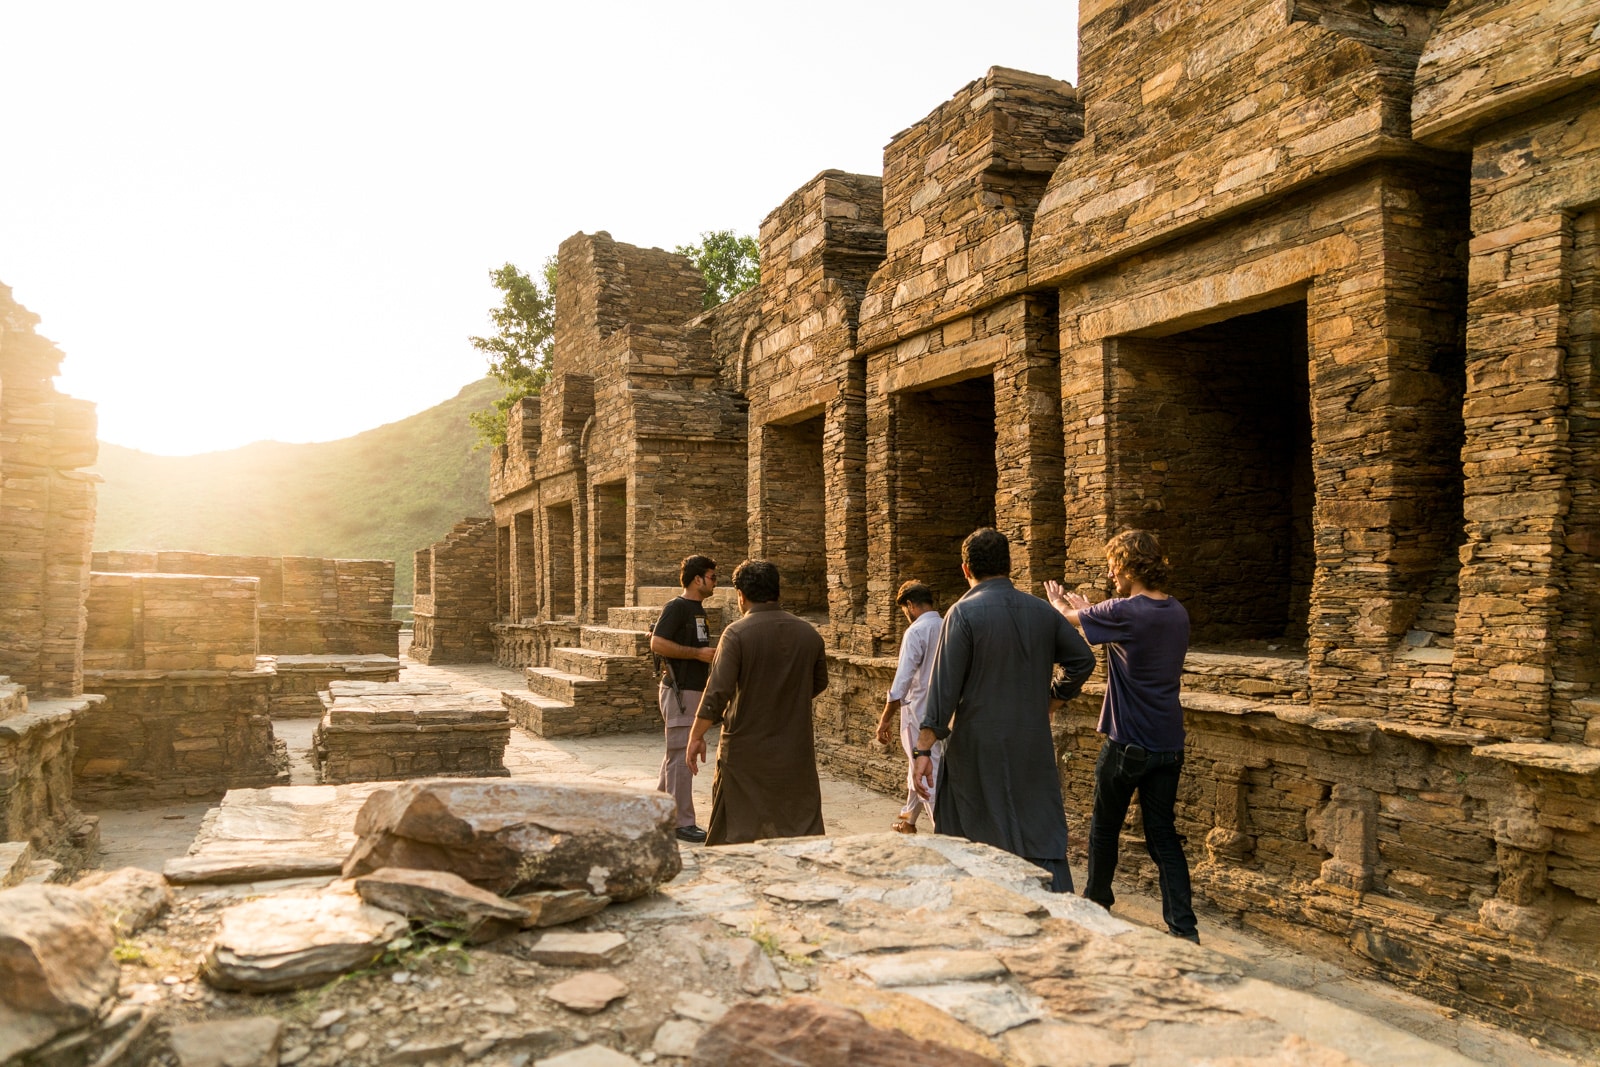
[593,481,627,615]
[894,374,998,610]
[761,414,827,618]
[1112,302,1313,647]
[546,502,576,618]
[496,523,512,619]
[513,510,536,621]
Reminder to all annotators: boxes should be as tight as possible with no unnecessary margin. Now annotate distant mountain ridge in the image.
[90,378,498,604]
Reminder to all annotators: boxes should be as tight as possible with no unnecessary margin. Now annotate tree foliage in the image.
[675,230,760,309]
[468,258,557,447]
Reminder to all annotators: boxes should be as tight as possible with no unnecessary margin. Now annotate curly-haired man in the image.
[1046,529,1198,942]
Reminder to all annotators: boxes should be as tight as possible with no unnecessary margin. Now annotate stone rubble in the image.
[341,778,681,900]
[0,884,119,1062]
[353,866,530,943]
[167,1015,284,1067]
[71,864,172,935]
[201,883,409,992]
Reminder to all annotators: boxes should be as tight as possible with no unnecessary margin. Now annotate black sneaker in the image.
[674,825,707,843]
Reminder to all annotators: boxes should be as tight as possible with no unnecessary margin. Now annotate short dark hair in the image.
[961,528,1010,581]
[680,555,716,588]
[1106,530,1170,590]
[895,581,934,608]
[731,559,780,603]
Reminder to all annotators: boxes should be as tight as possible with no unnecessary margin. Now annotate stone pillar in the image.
[1451,213,1573,738]
[1479,784,1555,942]
[1202,762,1256,867]
[993,295,1065,592]
[1312,783,1379,893]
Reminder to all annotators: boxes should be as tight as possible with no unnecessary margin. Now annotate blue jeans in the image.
[1085,739,1198,940]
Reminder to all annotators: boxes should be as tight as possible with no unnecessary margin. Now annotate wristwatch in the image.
[912,748,934,758]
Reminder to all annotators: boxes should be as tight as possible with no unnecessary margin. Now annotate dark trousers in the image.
[1085,739,1198,940]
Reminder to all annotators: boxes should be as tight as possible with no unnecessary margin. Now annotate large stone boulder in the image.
[0,884,119,1062]
[202,884,408,992]
[342,779,680,901]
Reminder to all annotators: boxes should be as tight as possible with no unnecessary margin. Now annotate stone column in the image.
[993,296,1065,592]
[1452,213,1573,739]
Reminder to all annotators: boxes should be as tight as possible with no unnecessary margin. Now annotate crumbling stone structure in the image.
[416,1,1600,1043]
[92,551,400,657]
[75,571,288,805]
[0,285,100,861]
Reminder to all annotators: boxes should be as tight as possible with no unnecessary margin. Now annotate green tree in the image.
[468,257,557,447]
[675,230,760,309]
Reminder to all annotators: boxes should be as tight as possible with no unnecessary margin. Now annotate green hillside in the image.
[90,378,500,605]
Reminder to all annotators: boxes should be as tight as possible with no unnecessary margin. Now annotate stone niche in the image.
[76,572,287,806]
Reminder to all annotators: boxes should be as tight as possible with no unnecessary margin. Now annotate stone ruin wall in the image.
[0,285,100,856]
[409,0,1600,1043]
[92,550,400,657]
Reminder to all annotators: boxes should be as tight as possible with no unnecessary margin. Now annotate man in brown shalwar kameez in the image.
[686,559,828,845]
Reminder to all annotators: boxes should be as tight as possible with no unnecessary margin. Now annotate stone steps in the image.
[525,666,603,704]
[582,626,653,657]
[550,645,653,683]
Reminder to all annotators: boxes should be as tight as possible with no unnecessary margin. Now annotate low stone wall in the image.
[74,668,288,806]
[91,553,399,656]
[0,678,99,854]
[492,621,581,670]
[311,680,510,783]
[267,655,402,718]
[84,572,259,672]
[1051,689,1600,1046]
[814,654,903,797]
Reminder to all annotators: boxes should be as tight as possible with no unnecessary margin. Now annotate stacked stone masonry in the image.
[77,571,288,805]
[0,286,98,857]
[311,679,510,784]
[406,1,1600,1047]
[92,550,400,656]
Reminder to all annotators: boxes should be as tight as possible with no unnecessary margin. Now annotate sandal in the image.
[891,817,918,834]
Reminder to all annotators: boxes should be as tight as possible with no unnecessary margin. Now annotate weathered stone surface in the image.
[544,970,629,1014]
[354,866,529,943]
[168,1016,284,1067]
[73,865,172,934]
[521,930,629,966]
[202,884,408,992]
[312,679,511,784]
[342,778,680,900]
[509,887,612,927]
[0,884,118,1062]
[690,997,1004,1066]
[166,782,379,885]
[653,1018,704,1057]
[536,1045,641,1067]
[92,552,400,657]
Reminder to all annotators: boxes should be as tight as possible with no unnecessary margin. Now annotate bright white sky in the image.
[1,2,1079,455]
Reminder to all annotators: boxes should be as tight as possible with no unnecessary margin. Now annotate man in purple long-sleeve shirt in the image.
[1046,529,1198,942]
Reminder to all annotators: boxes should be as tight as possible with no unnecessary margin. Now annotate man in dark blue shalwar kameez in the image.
[913,528,1095,891]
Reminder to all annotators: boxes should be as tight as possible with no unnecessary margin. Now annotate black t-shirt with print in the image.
[653,595,710,691]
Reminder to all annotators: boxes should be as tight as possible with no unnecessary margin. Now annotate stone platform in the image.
[76,665,289,806]
[267,654,401,718]
[310,680,509,784]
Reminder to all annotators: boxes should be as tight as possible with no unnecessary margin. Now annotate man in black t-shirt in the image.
[649,554,717,843]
